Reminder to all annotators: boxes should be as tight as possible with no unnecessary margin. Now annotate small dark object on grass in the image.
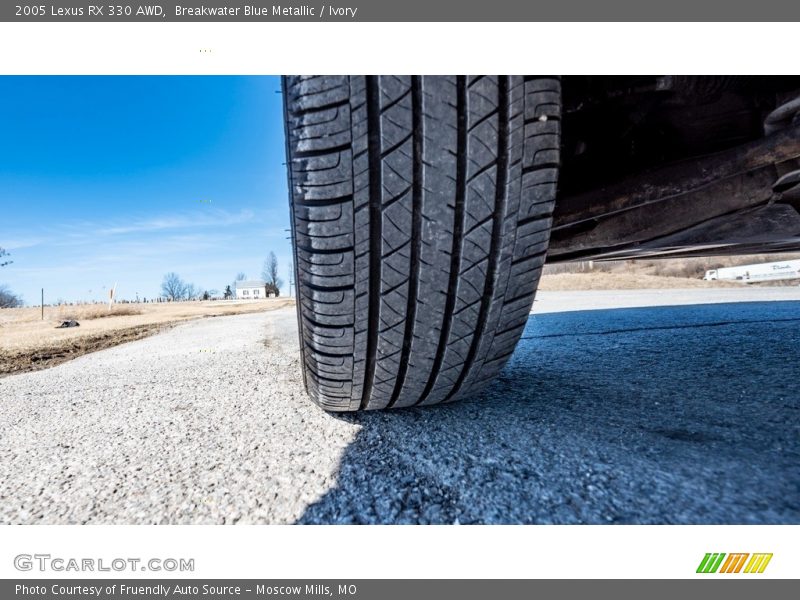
[56,320,80,328]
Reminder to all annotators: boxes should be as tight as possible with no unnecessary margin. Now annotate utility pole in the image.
[41,288,44,320]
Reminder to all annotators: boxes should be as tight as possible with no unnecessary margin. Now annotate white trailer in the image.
[703,259,800,283]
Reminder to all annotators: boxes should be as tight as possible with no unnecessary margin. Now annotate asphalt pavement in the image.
[1,288,798,524]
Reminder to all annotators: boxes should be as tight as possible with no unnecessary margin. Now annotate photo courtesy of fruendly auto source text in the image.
[0,1,798,596]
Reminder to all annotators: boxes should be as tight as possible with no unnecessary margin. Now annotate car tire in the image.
[283,75,560,411]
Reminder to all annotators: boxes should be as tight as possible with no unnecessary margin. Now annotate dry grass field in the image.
[0,298,294,376]
[540,253,800,291]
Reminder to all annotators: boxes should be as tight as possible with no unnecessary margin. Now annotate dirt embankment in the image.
[0,298,295,377]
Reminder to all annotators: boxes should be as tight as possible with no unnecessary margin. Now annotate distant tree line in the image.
[262,251,283,297]
[0,284,22,308]
[160,272,217,302]
[0,247,22,308]
[158,251,286,303]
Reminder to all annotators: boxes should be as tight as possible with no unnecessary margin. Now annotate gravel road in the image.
[1,288,798,524]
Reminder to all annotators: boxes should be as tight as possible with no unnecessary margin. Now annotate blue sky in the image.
[0,75,292,304]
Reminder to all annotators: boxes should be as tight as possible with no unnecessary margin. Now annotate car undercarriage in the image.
[549,75,800,262]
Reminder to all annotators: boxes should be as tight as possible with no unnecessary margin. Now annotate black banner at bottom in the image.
[3,580,797,600]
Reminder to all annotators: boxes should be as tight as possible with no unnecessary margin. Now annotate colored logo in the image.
[696,553,773,574]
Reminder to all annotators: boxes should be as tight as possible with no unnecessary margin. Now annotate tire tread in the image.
[284,75,560,411]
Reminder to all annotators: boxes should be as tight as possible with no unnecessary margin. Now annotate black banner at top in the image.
[3,0,800,21]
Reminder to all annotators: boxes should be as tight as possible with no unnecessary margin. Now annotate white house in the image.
[235,280,268,300]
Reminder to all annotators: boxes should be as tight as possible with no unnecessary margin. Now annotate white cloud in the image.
[96,208,257,235]
[0,237,46,250]
[2,208,272,250]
